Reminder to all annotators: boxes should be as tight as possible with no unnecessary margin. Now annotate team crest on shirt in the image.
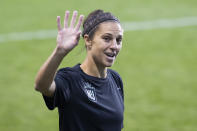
[82,81,97,102]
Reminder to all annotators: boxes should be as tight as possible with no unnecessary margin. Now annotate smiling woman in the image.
[83,21,123,69]
[34,9,124,131]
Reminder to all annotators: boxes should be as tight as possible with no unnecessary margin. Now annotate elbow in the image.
[34,78,41,91]
[34,82,50,93]
[34,79,45,92]
[34,83,41,92]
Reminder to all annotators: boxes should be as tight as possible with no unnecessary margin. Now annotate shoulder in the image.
[108,68,122,80]
[108,68,124,98]
[108,68,123,86]
[56,64,80,79]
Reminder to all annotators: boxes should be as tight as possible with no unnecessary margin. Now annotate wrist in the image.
[53,47,69,58]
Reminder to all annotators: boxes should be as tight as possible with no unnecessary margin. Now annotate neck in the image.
[80,56,107,78]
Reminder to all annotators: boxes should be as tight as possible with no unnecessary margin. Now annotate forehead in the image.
[96,21,123,36]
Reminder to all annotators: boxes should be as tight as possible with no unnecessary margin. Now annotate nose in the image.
[110,39,118,50]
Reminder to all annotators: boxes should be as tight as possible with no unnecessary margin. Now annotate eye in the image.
[116,37,122,44]
[103,36,112,42]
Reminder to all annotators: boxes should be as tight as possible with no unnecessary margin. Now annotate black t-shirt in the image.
[43,64,124,131]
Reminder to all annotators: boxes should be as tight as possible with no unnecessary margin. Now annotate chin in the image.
[104,61,114,67]
[96,57,115,68]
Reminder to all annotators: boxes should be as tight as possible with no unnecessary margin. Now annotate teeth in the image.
[106,53,114,57]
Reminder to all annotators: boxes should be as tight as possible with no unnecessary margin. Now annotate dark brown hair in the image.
[82,9,120,40]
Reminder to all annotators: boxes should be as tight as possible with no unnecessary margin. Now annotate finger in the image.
[70,11,78,28]
[57,16,61,31]
[77,31,81,37]
[75,15,84,31]
[64,11,70,28]
[76,31,81,43]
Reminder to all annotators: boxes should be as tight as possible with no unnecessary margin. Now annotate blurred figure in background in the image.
[35,9,124,131]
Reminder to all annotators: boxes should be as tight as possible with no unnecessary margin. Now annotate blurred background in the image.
[0,0,197,130]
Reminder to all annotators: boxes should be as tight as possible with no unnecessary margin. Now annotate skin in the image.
[81,21,123,78]
[34,10,123,97]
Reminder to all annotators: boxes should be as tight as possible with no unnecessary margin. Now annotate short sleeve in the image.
[109,69,124,129]
[121,121,124,129]
[109,69,124,99]
[42,69,71,110]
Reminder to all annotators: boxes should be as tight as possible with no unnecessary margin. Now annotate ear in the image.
[84,34,92,50]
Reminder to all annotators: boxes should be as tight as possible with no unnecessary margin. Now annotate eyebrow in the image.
[102,33,122,38]
[103,33,113,36]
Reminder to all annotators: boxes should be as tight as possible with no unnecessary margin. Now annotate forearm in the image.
[35,11,83,93]
[34,47,68,92]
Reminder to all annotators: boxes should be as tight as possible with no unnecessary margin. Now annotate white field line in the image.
[122,16,197,31]
[0,16,197,43]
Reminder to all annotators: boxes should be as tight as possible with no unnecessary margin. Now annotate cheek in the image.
[117,44,122,51]
[91,44,104,57]
[94,43,108,52]
[115,45,122,56]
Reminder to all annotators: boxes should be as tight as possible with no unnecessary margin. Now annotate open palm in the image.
[56,11,84,53]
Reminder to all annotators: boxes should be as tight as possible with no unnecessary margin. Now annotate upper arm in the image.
[41,69,72,109]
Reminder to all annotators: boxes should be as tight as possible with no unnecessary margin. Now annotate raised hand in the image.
[56,11,84,55]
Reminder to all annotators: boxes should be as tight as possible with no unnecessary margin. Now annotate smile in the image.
[104,52,116,61]
[105,52,116,57]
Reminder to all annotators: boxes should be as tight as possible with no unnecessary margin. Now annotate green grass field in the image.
[0,0,197,130]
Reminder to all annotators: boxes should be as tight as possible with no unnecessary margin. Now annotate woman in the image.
[35,9,124,131]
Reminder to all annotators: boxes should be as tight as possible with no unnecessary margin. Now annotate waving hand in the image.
[56,11,84,55]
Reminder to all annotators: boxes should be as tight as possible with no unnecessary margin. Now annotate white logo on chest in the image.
[83,81,97,102]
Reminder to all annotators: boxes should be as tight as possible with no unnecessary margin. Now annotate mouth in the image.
[104,52,116,60]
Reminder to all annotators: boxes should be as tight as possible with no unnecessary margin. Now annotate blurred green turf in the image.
[0,0,197,131]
